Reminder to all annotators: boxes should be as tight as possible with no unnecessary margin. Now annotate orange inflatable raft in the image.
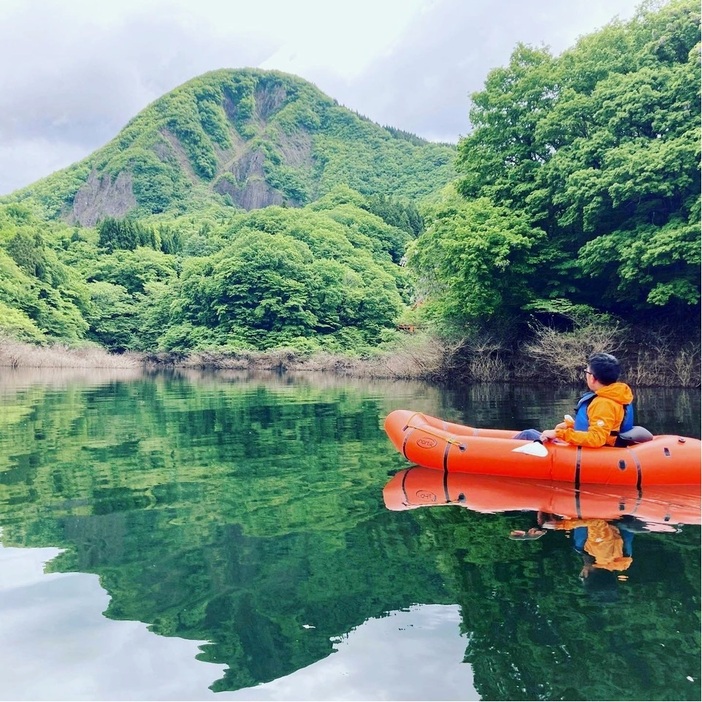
[384,409,701,486]
[383,465,701,527]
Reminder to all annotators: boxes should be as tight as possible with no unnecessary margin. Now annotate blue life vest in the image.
[574,391,634,435]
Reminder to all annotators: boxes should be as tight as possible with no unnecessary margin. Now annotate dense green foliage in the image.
[0,204,90,342]
[2,69,455,221]
[406,190,544,332]
[97,217,160,252]
[0,1,698,359]
[409,0,700,333]
[0,188,411,353]
[158,205,407,351]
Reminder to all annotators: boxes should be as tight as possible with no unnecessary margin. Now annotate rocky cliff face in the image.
[70,170,137,226]
[211,128,314,210]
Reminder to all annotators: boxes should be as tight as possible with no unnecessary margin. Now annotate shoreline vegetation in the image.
[1,326,699,388]
[1,5,698,394]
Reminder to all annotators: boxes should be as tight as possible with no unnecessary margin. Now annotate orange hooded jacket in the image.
[555,382,634,448]
[554,518,633,571]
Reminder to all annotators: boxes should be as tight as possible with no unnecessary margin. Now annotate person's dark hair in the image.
[587,352,621,385]
[582,566,620,603]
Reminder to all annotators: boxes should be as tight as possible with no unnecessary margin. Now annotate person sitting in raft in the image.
[514,352,634,447]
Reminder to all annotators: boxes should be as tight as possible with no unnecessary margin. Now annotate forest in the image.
[0,0,699,385]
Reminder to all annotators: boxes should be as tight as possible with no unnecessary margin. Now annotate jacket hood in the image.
[596,382,634,405]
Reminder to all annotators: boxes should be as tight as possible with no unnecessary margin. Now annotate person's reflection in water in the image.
[512,515,644,603]
[543,516,634,570]
[556,517,635,602]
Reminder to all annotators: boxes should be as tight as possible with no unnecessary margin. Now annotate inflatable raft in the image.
[383,466,701,527]
[384,409,701,485]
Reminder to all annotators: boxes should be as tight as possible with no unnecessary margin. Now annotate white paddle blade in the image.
[512,441,549,457]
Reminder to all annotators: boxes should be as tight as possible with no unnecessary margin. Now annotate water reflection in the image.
[384,466,700,606]
[383,466,701,527]
[0,545,225,701]
[0,368,699,701]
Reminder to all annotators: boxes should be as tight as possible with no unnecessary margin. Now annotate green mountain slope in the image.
[4,69,456,225]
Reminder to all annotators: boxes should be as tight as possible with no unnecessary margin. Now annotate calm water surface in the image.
[0,367,699,701]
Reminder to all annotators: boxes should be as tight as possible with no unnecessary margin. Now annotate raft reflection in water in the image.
[383,466,700,598]
[382,465,701,527]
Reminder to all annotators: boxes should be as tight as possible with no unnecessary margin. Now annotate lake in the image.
[0,367,699,701]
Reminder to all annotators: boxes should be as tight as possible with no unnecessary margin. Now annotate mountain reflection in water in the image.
[0,369,699,701]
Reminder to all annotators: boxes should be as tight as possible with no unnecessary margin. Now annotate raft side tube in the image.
[383,409,701,485]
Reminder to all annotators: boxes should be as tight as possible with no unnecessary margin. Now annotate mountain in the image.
[5,69,457,225]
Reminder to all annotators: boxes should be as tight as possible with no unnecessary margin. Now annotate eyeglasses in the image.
[583,369,594,376]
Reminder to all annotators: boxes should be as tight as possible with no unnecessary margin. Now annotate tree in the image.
[85,248,177,295]
[97,217,158,252]
[85,281,137,351]
[453,0,700,325]
[456,44,559,211]
[6,230,47,278]
[407,193,544,331]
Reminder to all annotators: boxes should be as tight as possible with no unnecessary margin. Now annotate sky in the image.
[0,0,645,195]
[0,547,475,702]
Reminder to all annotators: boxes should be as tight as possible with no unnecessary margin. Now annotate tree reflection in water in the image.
[0,369,699,700]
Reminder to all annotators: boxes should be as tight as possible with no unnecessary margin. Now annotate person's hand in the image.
[554,421,568,430]
[540,429,557,441]
[509,528,546,540]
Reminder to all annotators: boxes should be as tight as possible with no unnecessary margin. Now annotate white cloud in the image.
[223,605,475,701]
[0,0,643,195]
[0,545,475,700]
[0,139,92,196]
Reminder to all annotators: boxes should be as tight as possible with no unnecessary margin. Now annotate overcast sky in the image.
[0,0,644,195]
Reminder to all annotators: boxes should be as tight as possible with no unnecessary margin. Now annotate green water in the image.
[0,367,699,701]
